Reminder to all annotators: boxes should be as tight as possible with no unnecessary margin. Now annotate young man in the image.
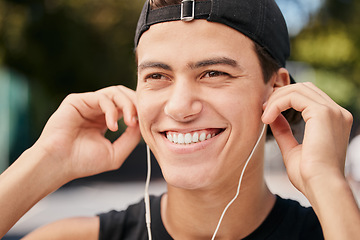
[1,0,359,239]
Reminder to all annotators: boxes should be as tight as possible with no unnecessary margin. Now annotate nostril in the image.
[191,101,203,114]
[164,100,203,121]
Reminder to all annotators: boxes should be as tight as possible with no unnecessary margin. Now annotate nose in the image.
[164,80,203,122]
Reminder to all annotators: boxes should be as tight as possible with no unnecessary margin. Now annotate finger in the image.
[97,86,138,127]
[96,93,120,132]
[302,83,353,124]
[264,83,347,122]
[268,114,299,161]
[116,85,137,104]
[111,124,142,168]
[112,86,138,127]
[262,91,316,124]
[63,92,118,131]
[302,82,338,106]
[266,83,328,108]
[80,92,120,132]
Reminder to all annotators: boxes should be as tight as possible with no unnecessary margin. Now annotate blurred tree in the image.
[291,0,360,134]
[3,0,143,91]
[0,0,144,146]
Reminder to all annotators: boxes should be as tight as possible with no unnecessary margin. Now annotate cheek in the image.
[136,92,163,139]
[210,86,264,119]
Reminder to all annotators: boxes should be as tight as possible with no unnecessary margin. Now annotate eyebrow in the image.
[190,57,240,69]
[138,62,172,71]
[138,57,241,72]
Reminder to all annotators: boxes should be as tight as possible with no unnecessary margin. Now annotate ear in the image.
[273,68,290,88]
[264,68,290,102]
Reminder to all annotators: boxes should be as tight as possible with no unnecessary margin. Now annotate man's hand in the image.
[36,85,142,181]
[0,86,141,238]
[262,82,359,240]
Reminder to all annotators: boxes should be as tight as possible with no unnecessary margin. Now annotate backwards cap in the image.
[135,0,293,81]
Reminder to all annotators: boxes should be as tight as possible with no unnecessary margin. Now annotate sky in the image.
[276,0,325,36]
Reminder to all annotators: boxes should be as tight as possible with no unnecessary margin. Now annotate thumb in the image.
[268,114,298,163]
[111,124,142,168]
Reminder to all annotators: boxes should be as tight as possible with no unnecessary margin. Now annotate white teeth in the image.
[199,133,206,142]
[178,134,184,144]
[185,133,192,144]
[166,130,219,145]
[192,132,199,143]
[167,134,173,142]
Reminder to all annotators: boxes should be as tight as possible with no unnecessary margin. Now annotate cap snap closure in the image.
[181,0,195,21]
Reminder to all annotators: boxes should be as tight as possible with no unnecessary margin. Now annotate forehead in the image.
[136,19,256,65]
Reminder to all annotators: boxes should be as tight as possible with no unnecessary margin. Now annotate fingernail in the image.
[263,101,268,109]
[262,109,268,121]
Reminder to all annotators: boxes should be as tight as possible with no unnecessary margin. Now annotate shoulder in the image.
[272,196,324,240]
[98,195,161,240]
[22,217,99,240]
[245,195,323,240]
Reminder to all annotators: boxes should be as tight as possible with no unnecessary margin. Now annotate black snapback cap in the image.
[135,0,295,83]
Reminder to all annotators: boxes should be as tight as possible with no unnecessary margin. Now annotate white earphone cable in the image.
[145,144,152,240]
[210,124,266,240]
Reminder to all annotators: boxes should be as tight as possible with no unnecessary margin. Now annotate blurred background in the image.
[1,0,360,239]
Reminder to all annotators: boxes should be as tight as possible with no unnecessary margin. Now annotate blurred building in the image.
[0,67,30,173]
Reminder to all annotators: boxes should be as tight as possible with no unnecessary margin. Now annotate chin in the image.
[161,163,217,190]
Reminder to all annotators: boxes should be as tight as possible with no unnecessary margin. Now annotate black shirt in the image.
[98,195,324,240]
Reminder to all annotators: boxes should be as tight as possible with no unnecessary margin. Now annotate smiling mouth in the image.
[164,128,224,145]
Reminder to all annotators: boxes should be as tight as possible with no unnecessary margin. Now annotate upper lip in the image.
[160,127,225,134]
[160,128,226,139]
[159,121,227,131]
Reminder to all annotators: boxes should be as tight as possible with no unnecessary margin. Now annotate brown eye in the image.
[144,73,171,83]
[203,71,229,78]
[147,73,164,80]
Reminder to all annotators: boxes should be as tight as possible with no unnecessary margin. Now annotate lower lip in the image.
[161,132,221,154]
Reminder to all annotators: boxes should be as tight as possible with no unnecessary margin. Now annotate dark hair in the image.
[253,42,280,83]
[252,42,302,138]
[150,0,181,8]
[148,0,302,137]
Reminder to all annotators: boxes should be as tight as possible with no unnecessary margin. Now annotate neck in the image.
[161,153,275,239]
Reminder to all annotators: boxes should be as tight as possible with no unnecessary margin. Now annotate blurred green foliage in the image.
[0,0,360,146]
[292,0,360,132]
[0,0,143,141]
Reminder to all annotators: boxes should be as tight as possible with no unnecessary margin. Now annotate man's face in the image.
[136,20,272,190]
